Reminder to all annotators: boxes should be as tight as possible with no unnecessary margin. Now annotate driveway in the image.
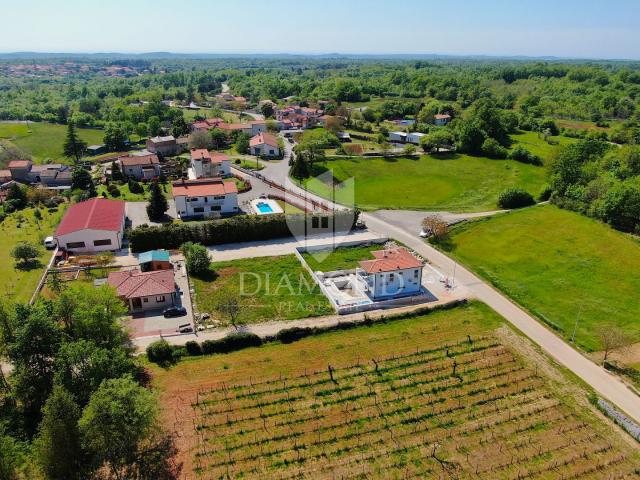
[126,201,177,228]
[126,253,195,340]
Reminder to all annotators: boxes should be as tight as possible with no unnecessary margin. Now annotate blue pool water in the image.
[256,202,274,213]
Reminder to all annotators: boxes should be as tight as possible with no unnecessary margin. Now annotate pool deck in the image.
[251,198,284,215]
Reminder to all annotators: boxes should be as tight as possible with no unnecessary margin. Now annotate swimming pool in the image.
[256,202,274,213]
[251,198,284,215]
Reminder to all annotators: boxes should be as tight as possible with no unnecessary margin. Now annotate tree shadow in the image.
[193,268,219,282]
[15,259,43,271]
[430,152,461,161]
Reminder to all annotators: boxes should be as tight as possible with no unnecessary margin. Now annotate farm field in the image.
[301,153,547,212]
[0,121,104,163]
[191,255,333,325]
[152,301,640,479]
[441,204,640,351]
[301,244,383,272]
[0,206,66,302]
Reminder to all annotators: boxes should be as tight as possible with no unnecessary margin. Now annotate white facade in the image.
[128,292,176,313]
[251,143,280,157]
[360,267,423,299]
[191,157,230,179]
[389,131,407,143]
[120,162,161,180]
[174,192,238,219]
[55,228,124,253]
[406,132,426,145]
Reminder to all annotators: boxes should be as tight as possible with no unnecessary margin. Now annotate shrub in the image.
[129,210,360,252]
[538,185,553,201]
[277,327,314,344]
[128,178,144,194]
[481,138,508,159]
[181,242,211,277]
[509,146,543,166]
[146,340,175,365]
[199,333,262,355]
[185,340,202,356]
[498,188,536,209]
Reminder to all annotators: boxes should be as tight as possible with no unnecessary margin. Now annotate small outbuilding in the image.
[138,250,172,272]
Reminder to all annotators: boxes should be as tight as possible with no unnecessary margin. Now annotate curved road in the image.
[245,151,640,424]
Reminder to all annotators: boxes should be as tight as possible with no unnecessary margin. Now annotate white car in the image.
[43,236,56,249]
[419,229,431,238]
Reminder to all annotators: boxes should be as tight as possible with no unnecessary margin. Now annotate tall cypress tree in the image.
[63,122,87,163]
[146,181,168,221]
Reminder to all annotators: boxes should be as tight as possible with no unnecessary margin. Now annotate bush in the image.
[181,242,211,277]
[277,327,314,344]
[146,340,176,365]
[200,333,262,355]
[538,185,553,201]
[184,341,202,356]
[128,178,144,194]
[129,210,360,252]
[481,138,508,159]
[509,146,543,166]
[498,188,536,209]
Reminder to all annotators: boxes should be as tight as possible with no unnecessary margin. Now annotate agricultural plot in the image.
[156,303,640,479]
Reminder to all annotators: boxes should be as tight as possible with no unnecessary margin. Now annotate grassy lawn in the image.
[301,244,382,272]
[234,158,265,170]
[441,204,640,351]
[300,153,547,212]
[0,206,66,302]
[151,300,639,478]
[191,255,333,325]
[0,122,104,164]
[509,130,576,161]
[97,182,172,201]
[274,199,305,214]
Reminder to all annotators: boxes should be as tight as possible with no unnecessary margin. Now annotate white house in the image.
[407,132,426,145]
[172,178,239,219]
[119,154,161,180]
[357,248,424,299]
[250,132,280,157]
[434,114,452,126]
[388,131,407,143]
[189,149,231,179]
[54,198,126,253]
[389,131,425,145]
[107,268,178,313]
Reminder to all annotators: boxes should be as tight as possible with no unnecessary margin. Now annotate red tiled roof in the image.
[435,114,451,119]
[250,132,278,147]
[0,170,11,179]
[119,153,159,167]
[8,160,31,169]
[210,152,230,164]
[249,120,266,125]
[172,179,237,198]
[55,198,125,236]
[359,248,424,274]
[108,268,175,299]
[220,123,250,131]
[190,149,210,161]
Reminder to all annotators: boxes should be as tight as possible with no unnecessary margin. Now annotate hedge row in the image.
[129,211,360,252]
[146,300,467,364]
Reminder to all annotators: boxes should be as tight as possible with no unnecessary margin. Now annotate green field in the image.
[302,244,382,272]
[442,205,640,351]
[301,153,547,212]
[97,182,173,202]
[191,255,333,325]
[0,206,66,302]
[153,301,640,479]
[0,122,104,164]
[509,131,576,160]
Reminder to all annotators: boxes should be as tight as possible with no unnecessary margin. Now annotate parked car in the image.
[43,236,57,249]
[163,306,187,318]
[419,228,431,238]
[176,323,193,333]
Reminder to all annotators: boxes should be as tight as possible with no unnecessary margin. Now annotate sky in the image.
[3,0,640,59]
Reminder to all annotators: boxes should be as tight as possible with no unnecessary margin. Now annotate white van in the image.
[43,236,56,249]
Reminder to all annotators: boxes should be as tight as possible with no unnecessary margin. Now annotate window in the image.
[204,197,208,203]
[414,269,419,279]
[269,149,274,155]
[143,298,148,303]
[389,273,395,282]
[312,217,319,228]
[214,195,225,200]
[321,217,329,228]
[156,295,165,303]
[193,207,204,213]
[211,206,221,211]
[93,239,112,246]
[66,241,85,249]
